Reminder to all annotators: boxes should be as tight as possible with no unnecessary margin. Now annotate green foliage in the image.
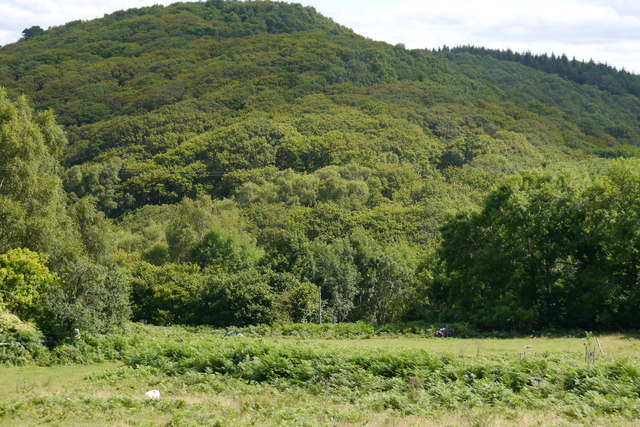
[68,197,115,263]
[349,230,417,324]
[164,195,248,263]
[1,0,636,219]
[0,89,73,262]
[200,268,275,326]
[120,330,640,422]
[2,1,640,333]
[129,260,204,325]
[432,160,640,329]
[271,273,317,323]
[0,304,36,334]
[0,306,45,364]
[308,238,359,322]
[450,46,640,98]
[21,26,45,40]
[0,248,55,321]
[190,226,261,272]
[0,303,48,365]
[1,324,639,425]
[63,158,123,213]
[128,261,318,326]
[37,260,131,344]
[261,227,418,324]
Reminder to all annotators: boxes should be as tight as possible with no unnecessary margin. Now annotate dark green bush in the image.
[36,260,131,345]
[199,269,275,326]
[129,260,204,325]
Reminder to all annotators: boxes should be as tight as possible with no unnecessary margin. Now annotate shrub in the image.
[0,304,47,364]
[0,248,55,321]
[36,259,131,344]
[129,260,204,325]
[199,269,275,326]
[190,227,261,272]
[269,271,317,323]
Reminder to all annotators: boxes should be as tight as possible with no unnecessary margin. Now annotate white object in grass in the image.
[145,390,161,399]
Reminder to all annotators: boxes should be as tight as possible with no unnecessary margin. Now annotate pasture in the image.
[308,334,640,358]
[1,325,639,426]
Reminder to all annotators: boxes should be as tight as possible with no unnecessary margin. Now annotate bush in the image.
[0,304,47,364]
[36,259,131,344]
[129,260,204,325]
[190,227,261,272]
[200,269,275,326]
[0,248,55,321]
[268,271,317,323]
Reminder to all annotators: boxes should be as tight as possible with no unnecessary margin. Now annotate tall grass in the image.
[122,336,640,418]
[1,323,639,423]
[2,321,473,365]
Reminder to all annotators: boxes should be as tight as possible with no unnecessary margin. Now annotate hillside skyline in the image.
[1,0,638,74]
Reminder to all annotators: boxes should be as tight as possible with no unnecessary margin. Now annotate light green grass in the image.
[1,363,632,426]
[0,363,117,399]
[300,334,640,359]
[1,328,639,426]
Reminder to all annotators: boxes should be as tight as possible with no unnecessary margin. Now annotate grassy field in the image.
[1,325,639,426]
[302,334,640,358]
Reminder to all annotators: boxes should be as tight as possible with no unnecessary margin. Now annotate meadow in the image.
[1,324,639,426]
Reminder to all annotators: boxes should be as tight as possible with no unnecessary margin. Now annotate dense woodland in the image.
[448,46,640,98]
[1,0,640,346]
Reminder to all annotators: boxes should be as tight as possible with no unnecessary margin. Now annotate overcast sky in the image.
[1,0,638,73]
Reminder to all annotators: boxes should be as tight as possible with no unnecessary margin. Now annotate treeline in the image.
[126,225,415,326]
[118,159,640,331]
[448,46,640,97]
[0,89,129,345]
[2,88,640,351]
[429,161,640,329]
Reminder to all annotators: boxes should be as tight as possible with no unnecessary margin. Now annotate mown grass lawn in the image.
[1,327,639,426]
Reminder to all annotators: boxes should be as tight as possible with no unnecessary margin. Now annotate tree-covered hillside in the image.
[1,0,640,338]
[449,46,640,97]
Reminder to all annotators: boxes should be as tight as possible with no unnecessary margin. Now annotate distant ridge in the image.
[448,45,640,95]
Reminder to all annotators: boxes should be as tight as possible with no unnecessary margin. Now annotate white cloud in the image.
[0,0,174,44]
[304,0,640,73]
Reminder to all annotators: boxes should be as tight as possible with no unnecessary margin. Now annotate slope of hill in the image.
[449,46,640,97]
[1,2,638,171]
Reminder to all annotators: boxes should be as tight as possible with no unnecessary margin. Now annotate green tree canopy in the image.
[0,88,74,263]
[0,248,55,321]
[21,26,45,40]
[432,161,640,329]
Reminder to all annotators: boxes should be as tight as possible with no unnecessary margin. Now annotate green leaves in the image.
[200,269,275,326]
[435,161,640,329]
[37,259,131,344]
[3,0,640,334]
[190,227,261,272]
[0,89,71,260]
[21,26,45,40]
[0,248,54,321]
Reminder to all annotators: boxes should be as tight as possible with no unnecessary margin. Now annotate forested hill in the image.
[1,1,639,175]
[2,1,640,335]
